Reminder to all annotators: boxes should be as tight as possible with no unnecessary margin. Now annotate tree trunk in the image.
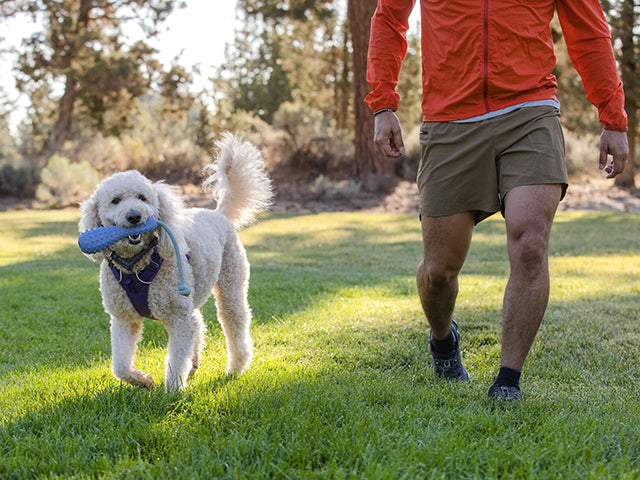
[48,74,77,153]
[614,0,636,189]
[48,0,92,154]
[334,23,351,131]
[348,0,395,192]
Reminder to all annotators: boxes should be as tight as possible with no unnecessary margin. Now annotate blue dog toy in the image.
[78,216,159,254]
[78,216,191,297]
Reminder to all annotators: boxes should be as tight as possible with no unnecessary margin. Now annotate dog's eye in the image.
[111,197,121,205]
[137,194,147,202]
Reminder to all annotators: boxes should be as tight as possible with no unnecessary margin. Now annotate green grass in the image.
[1,208,639,479]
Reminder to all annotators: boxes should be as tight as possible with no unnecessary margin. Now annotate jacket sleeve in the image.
[365,0,416,113]
[556,0,627,131]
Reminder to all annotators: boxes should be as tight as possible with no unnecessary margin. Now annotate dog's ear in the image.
[78,192,105,261]
[154,181,188,259]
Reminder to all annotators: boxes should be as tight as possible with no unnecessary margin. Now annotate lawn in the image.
[1,208,639,479]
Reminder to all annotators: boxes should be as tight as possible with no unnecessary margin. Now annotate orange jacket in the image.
[366,0,627,131]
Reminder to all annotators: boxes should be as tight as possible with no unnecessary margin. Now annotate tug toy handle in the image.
[156,220,191,297]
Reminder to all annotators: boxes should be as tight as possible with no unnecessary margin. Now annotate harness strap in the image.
[109,247,163,319]
[108,237,158,271]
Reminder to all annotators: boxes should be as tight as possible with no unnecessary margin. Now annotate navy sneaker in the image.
[430,321,469,381]
[487,384,523,401]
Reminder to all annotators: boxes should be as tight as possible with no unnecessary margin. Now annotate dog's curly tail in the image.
[202,132,274,229]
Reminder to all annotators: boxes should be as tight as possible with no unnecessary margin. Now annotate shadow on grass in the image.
[2,211,640,375]
[2,306,640,479]
[2,210,640,476]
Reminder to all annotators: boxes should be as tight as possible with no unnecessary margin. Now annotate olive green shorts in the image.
[417,106,569,224]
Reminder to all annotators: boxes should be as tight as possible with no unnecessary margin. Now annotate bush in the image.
[137,138,209,184]
[35,155,100,208]
[0,160,39,198]
[60,132,209,185]
[270,102,354,175]
[73,134,129,174]
[563,128,599,176]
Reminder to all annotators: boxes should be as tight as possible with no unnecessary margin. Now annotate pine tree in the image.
[1,0,182,154]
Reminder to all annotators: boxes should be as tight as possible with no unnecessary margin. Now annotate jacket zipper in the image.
[483,0,490,113]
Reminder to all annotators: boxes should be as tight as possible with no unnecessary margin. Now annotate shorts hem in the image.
[419,205,500,225]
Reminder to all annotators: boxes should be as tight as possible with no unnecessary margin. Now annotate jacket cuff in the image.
[365,87,400,114]
[598,82,628,131]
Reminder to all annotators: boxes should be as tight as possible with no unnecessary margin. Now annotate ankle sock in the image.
[431,327,456,354]
[493,366,521,389]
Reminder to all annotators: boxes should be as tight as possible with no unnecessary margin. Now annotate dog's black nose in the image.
[126,210,142,225]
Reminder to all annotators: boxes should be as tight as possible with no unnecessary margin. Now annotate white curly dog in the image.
[79,133,273,392]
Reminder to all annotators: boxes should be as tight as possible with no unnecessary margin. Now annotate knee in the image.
[417,259,460,290]
[510,230,549,271]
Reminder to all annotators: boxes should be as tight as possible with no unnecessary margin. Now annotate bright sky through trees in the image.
[0,0,237,131]
[0,1,419,132]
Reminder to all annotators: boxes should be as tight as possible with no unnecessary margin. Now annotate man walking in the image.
[367,0,629,400]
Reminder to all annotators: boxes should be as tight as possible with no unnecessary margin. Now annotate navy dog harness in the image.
[108,241,163,320]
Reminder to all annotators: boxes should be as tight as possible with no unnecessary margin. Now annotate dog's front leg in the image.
[163,317,199,392]
[110,316,156,389]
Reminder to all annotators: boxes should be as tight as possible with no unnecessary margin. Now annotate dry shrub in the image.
[563,128,599,176]
[36,155,100,207]
[64,133,208,184]
[311,175,361,199]
[136,139,208,184]
[270,102,354,175]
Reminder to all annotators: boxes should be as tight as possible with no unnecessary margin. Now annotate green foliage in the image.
[47,93,210,184]
[271,101,353,174]
[0,159,39,198]
[214,17,293,124]
[3,0,184,153]
[1,209,640,478]
[214,1,348,127]
[35,155,99,207]
[239,0,334,21]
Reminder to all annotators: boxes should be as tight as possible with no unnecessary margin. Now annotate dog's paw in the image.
[226,352,252,376]
[130,371,156,390]
[226,364,248,376]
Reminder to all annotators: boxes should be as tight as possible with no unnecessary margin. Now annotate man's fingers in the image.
[598,146,607,170]
[390,129,405,155]
[374,131,395,156]
[599,130,630,179]
[374,111,405,158]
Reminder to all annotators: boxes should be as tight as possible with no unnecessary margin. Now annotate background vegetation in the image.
[1,208,639,478]
[0,0,639,207]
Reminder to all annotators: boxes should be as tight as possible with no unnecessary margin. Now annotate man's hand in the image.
[374,111,405,158]
[599,129,629,179]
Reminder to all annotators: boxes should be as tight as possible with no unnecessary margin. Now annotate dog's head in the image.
[79,170,187,261]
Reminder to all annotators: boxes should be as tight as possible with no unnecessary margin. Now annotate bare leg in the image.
[501,184,561,370]
[110,316,155,389]
[416,212,475,338]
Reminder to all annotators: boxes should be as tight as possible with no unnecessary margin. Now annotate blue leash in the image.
[156,220,191,297]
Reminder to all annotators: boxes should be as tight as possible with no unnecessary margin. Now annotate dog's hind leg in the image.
[110,316,156,389]
[189,309,207,378]
[163,315,200,392]
[214,238,253,375]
